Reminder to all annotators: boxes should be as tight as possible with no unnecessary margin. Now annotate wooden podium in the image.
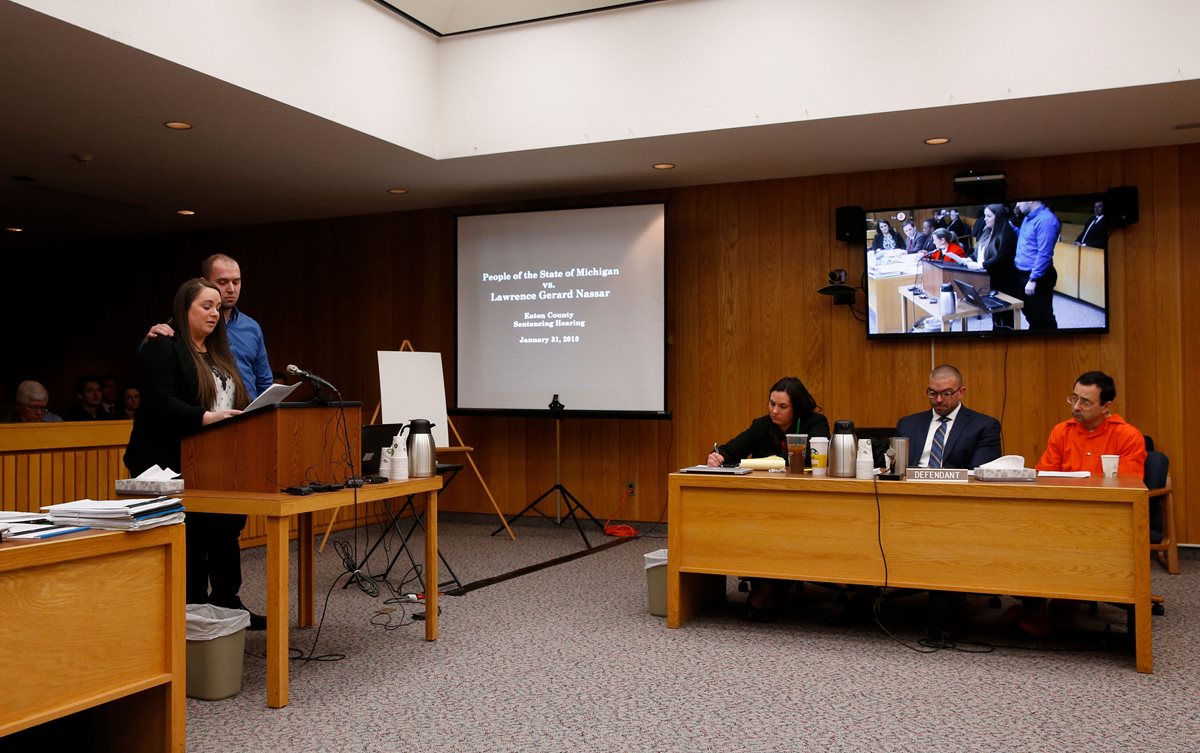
[181,402,362,492]
[921,259,989,297]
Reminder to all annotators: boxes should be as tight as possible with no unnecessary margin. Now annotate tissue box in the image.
[115,478,185,495]
[973,467,1036,482]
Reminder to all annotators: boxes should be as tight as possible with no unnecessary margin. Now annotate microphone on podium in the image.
[286,364,336,391]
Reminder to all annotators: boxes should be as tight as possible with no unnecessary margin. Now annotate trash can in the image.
[644,548,668,617]
[185,604,251,700]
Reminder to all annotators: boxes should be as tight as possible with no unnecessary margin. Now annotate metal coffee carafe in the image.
[405,419,437,478]
[828,419,857,478]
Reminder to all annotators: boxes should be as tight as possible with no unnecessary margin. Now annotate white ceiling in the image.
[376,0,664,35]
[2,0,1200,243]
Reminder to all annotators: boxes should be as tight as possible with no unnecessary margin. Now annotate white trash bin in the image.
[643,548,668,617]
[185,604,251,700]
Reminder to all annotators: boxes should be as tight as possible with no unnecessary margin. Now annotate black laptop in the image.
[955,278,1009,312]
[361,423,405,475]
[361,423,461,477]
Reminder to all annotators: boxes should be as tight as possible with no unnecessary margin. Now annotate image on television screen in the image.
[862,194,1109,339]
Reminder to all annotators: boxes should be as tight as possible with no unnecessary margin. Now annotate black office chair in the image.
[1145,450,1177,574]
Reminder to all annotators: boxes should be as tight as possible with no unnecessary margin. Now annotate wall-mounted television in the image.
[862,193,1110,340]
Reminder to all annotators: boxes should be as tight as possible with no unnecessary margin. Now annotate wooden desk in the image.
[667,472,1152,672]
[183,477,442,708]
[899,287,1024,332]
[0,526,185,752]
[867,271,919,334]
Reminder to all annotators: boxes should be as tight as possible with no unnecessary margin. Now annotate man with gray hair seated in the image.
[9,380,64,423]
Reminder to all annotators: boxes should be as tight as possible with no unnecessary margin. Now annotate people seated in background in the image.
[1075,199,1107,249]
[707,376,831,621]
[926,228,969,263]
[120,386,140,419]
[9,380,64,423]
[1036,370,1145,477]
[901,221,921,253]
[870,220,903,252]
[896,364,1002,469]
[100,374,120,418]
[63,374,116,421]
[918,219,937,252]
[945,209,972,251]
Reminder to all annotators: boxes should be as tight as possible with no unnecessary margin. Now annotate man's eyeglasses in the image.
[21,404,48,413]
[1066,395,1097,409]
[925,388,961,400]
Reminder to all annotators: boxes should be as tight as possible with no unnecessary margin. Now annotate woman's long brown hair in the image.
[172,278,249,410]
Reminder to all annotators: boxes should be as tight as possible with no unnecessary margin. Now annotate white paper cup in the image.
[809,437,829,476]
[1100,454,1119,479]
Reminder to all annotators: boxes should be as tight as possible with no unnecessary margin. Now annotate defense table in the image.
[667,471,1152,672]
[184,477,442,707]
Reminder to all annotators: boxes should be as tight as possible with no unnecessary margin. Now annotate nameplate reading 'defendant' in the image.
[907,468,969,482]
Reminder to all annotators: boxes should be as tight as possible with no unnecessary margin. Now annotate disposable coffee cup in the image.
[809,437,829,476]
[1100,454,1119,479]
[786,434,808,472]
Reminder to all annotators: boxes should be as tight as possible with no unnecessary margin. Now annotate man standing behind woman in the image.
[125,278,261,627]
[707,376,830,620]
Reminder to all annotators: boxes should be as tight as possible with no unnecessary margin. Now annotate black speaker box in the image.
[1105,186,1138,227]
[835,205,865,244]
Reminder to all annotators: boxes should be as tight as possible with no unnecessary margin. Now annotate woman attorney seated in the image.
[706,376,830,621]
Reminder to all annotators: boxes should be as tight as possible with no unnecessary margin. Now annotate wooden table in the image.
[899,287,1024,332]
[667,472,1153,672]
[184,477,442,707]
[0,526,185,752]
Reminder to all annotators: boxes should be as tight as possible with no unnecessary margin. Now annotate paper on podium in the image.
[739,456,786,470]
[1038,470,1091,478]
[245,382,300,412]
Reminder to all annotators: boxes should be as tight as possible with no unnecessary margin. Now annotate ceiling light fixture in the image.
[164,121,193,130]
[924,137,950,146]
[652,163,676,170]
[6,227,24,233]
[176,209,195,216]
[387,188,409,195]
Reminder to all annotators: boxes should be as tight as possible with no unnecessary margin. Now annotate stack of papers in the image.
[42,497,186,531]
[0,511,78,540]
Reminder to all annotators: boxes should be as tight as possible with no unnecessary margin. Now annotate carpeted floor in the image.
[186,513,1200,752]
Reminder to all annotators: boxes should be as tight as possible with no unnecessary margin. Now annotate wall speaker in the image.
[835,205,865,244]
[1105,186,1138,227]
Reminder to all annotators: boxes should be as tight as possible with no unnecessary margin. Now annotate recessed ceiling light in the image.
[164,121,193,130]
[387,187,409,195]
[176,209,195,216]
[652,163,676,170]
[924,137,951,146]
[6,227,24,233]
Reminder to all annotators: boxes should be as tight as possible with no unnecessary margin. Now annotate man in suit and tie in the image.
[896,364,1002,469]
[1074,199,1107,249]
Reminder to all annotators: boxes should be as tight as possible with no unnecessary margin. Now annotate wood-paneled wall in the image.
[5,146,1195,541]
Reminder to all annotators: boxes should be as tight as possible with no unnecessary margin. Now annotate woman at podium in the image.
[125,278,258,625]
